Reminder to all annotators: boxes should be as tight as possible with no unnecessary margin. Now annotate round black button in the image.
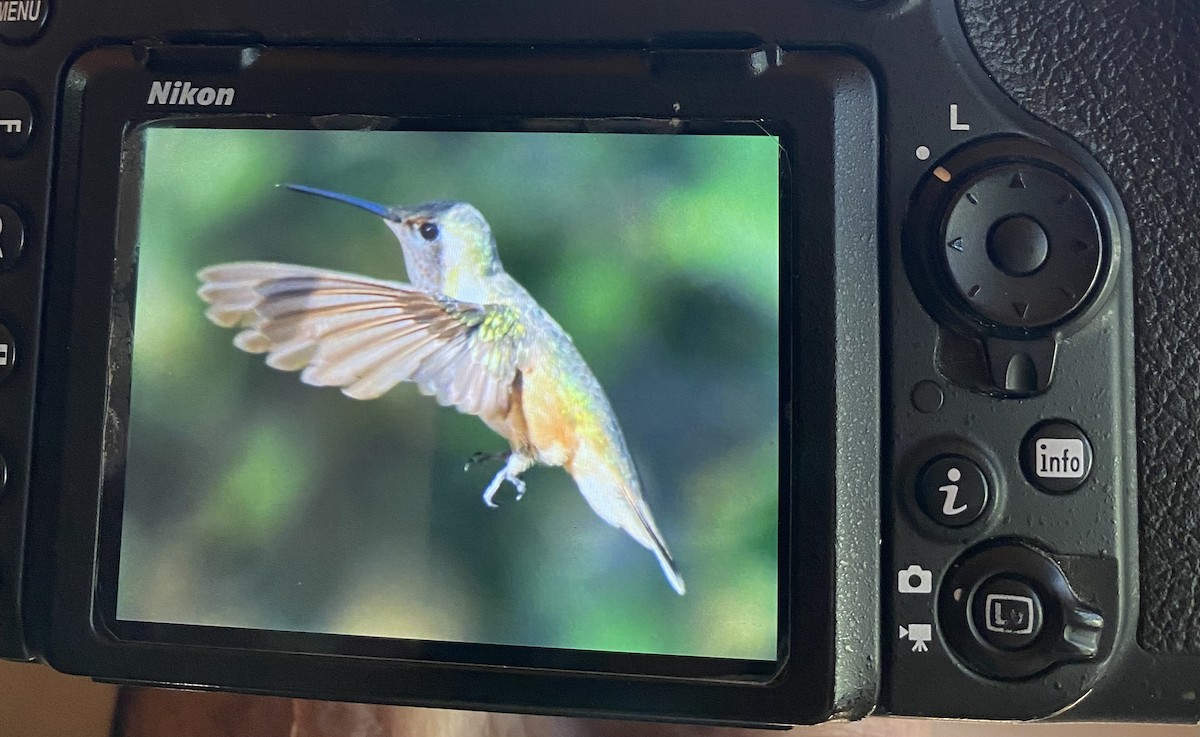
[915,454,988,527]
[940,163,1103,329]
[1021,420,1093,493]
[0,0,50,44]
[988,215,1049,276]
[0,323,13,383]
[970,575,1044,651]
[910,379,944,413]
[0,203,26,270]
[0,90,33,157]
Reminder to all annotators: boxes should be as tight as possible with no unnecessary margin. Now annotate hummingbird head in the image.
[284,184,502,297]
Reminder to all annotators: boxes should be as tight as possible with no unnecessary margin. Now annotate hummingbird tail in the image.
[568,451,686,595]
[654,547,687,596]
[624,503,686,595]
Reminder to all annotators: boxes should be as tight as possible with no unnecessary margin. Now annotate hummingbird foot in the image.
[481,452,535,508]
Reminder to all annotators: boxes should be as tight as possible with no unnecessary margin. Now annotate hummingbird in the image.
[197,184,686,594]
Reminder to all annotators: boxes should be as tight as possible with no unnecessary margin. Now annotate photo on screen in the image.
[116,126,781,662]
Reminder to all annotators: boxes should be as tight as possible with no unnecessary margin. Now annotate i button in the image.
[916,455,989,527]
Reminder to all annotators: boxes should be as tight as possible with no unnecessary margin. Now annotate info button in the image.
[1022,420,1093,493]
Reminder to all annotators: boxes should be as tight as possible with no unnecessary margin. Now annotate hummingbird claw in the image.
[481,452,534,508]
[481,469,506,508]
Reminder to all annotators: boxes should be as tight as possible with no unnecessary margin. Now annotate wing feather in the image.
[198,261,529,416]
[200,261,685,593]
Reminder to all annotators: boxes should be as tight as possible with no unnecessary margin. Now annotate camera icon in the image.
[897,564,933,594]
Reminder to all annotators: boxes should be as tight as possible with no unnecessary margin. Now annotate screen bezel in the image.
[33,45,878,725]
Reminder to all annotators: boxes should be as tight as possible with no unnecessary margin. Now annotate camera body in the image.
[1,0,1197,726]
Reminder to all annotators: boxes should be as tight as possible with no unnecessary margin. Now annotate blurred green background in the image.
[118,127,779,661]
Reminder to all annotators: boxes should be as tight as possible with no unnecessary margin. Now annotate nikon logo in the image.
[147,81,236,107]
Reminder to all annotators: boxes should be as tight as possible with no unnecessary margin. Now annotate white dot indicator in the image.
[915,145,931,161]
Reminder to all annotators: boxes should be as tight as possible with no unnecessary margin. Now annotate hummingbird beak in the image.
[282,183,395,220]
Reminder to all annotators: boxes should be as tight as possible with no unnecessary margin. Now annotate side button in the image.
[0,324,13,382]
[0,203,26,270]
[0,91,33,156]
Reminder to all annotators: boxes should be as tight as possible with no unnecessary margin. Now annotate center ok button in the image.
[916,455,989,527]
[987,214,1049,276]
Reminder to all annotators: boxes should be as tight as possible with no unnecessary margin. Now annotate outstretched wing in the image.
[197,262,530,415]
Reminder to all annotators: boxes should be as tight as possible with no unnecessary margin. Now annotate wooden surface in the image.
[118,692,931,737]
[115,688,1200,737]
[0,661,116,737]
[4,660,1200,737]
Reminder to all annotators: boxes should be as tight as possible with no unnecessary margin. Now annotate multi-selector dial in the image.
[905,138,1121,395]
[941,163,1103,329]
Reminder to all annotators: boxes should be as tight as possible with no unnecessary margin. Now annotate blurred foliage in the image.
[119,127,780,661]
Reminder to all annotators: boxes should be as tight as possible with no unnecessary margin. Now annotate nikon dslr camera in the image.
[0,0,1197,726]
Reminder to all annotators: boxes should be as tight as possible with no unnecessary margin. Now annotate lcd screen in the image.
[115,126,781,665]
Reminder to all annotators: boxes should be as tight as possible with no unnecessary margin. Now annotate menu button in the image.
[0,0,48,44]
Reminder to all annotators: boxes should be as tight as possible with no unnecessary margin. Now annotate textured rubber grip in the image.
[958,0,1200,654]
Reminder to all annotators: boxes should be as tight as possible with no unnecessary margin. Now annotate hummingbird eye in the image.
[418,222,440,241]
